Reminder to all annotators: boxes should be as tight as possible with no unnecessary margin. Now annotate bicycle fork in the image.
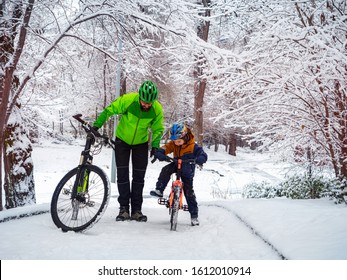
[71,169,91,220]
[70,148,94,220]
[158,180,189,211]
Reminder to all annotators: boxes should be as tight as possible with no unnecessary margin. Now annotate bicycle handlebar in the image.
[72,114,115,146]
[166,157,196,163]
[151,155,196,164]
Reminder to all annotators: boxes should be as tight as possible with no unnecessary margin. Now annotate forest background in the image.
[0,0,346,210]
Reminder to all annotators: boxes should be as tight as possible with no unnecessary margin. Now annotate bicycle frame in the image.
[168,159,188,210]
[70,114,114,220]
[157,157,194,230]
[158,159,187,208]
[169,179,184,210]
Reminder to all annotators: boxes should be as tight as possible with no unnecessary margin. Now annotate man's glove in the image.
[87,131,96,145]
[154,148,167,161]
[89,126,101,139]
[150,147,158,158]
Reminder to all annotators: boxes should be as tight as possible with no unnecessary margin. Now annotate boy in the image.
[150,123,207,226]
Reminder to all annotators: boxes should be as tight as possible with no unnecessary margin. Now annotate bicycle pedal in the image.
[182,205,189,211]
[158,197,168,205]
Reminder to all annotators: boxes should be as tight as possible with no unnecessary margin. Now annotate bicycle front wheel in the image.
[50,165,110,232]
[170,185,181,231]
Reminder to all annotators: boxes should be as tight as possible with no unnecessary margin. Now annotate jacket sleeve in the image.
[150,103,164,148]
[194,144,208,165]
[93,95,128,128]
[161,141,175,155]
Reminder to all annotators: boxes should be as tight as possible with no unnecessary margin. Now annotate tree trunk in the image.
[0,0,35,210]
[0,140,3,211]
[4,104,36,208]
[59,110,64,135]
[212,132,219,152]
[193,0,211,146]
[228,133,237,156]
[194,79,205,146]
[334,80,347,179]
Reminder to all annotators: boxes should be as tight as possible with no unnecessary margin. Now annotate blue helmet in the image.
[169,123,187,140]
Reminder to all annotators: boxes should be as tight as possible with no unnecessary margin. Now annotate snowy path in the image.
[3,142,346,261]
[0,199,282,260]
[0,143,291,260]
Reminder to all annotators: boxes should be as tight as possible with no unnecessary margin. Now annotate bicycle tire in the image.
[50,165,110,232]
[170,185,181,231]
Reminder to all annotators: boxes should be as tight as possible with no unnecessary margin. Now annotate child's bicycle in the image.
[152,156,196,231]
[50,114,115,232]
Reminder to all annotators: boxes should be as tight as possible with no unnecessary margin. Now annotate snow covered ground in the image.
[1,140,347,279]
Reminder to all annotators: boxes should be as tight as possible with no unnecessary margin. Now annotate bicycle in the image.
[50,114,115,232]
[152,156,196,231]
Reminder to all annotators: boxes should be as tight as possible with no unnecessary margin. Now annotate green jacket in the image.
[93,92,164,148]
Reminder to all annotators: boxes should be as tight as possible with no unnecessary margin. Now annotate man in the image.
[93,80,164,222]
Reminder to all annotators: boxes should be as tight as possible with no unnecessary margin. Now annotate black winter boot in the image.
[130,210,147,222]
[116,206,130,221]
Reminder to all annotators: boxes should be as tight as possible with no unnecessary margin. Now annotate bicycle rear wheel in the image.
[170,185,181,231]
[50,165,110,232]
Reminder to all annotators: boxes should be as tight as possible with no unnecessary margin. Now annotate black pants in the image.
[115,137,148,213]
[156,162,198,218]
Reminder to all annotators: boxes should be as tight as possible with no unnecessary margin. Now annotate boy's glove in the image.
[195,155,206,165]
[154,148,167,161]
[150,147,158,158]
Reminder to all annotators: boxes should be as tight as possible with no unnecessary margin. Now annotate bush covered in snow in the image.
[242,181,281,199]
[242,174,347,203]
[327,177,347,204]
[279,174,330,199]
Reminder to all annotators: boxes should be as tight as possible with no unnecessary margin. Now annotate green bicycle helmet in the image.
[139,80,158,103]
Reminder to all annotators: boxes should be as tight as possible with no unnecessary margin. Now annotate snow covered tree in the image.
[0,0,36,210]
[206,0,347,181]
